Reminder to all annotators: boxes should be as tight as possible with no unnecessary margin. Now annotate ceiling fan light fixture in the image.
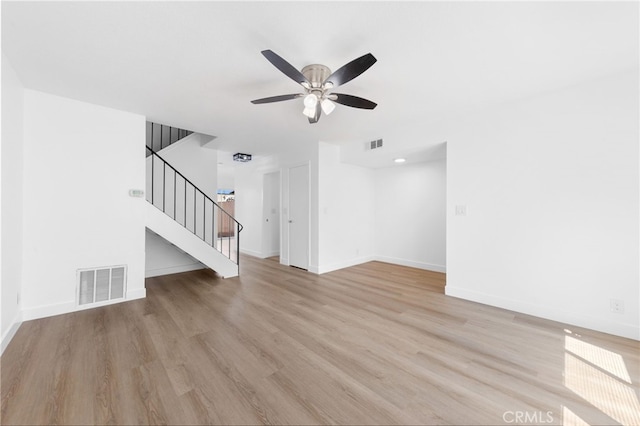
[302,106,316,118]
[303,93,318,108]
[252,50,378,123]
[321,98,335,115]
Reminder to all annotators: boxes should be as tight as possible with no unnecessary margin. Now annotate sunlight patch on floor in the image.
[562,406,589,426]
[564,335,640,426]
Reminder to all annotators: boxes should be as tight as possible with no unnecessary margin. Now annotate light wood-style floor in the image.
[2,256,639,425]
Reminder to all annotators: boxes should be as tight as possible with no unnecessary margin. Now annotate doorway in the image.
[262,171,281,258]
[288,164,310,270]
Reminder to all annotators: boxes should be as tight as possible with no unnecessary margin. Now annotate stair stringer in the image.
[145,202,238,278]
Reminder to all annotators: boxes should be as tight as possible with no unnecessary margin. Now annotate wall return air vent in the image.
[77,265,126,306]
[367,139,383,150]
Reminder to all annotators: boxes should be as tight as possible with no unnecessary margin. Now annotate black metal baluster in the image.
[237,222,240,268]
[163,125,167,149]
[151,154,155,205]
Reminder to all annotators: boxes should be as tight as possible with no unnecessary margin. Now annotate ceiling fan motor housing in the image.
[301,64,331,88]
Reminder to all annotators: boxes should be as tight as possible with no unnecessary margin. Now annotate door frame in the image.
[285,161,310,270]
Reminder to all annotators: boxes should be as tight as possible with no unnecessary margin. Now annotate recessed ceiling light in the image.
[394,158,406,163]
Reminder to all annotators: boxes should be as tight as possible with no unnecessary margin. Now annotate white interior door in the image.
[262,171,280,257]
[288,164,309,270]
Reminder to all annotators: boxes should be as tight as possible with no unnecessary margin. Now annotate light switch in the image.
[455,205,467,216]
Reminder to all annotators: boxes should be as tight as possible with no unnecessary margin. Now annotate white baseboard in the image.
[263,250,280,258]
[311,256,445,275]
[240,248,280,260]
[145,263,205,278]
[1,312,23,355]
[445,286,639,341]
[315,255,376,275]
[373,256,446,273]
[240,248,263,258]
[21,301,76,321]
[127,288,147,300]
[21,288,147,322]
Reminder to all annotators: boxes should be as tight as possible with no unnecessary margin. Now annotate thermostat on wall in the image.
[129,189,145,198]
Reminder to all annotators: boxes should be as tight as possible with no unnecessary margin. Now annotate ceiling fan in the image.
[251,50,378,124]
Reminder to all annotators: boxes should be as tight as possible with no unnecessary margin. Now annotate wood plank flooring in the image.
[2,256,639,425]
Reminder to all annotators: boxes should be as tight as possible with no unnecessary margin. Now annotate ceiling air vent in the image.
[366,139,383,150]
[77,265,126,306]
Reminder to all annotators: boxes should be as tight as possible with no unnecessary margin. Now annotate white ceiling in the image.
[2,1,638,165]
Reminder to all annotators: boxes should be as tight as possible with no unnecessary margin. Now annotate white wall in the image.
[374,158,447,272]
[145,229,204,277]
[317,142,375,273]
[446,69,639,340]
[1,54,25,352]
[21,90,146,320]
[159,135,218,200]
[218,164,235,191]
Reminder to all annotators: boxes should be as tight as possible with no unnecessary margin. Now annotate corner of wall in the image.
[1,312,23,355]
[445,286,639,341]
[1,53,25,354]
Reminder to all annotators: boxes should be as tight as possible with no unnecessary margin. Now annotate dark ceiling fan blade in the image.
[251,94,303,104]
[261,50,311,87]
[308,102,321,124]
[323,53,377,88]
[331,93,377,110]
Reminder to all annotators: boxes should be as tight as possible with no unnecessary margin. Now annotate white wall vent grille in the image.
[366,139,383,150]
[77,265,127,306]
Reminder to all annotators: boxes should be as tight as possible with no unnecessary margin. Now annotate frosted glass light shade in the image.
[321,99,335,115]
[302,107,316,118]
[303,94,318,108]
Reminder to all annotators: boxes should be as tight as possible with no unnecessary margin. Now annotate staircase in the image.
[146,122,193,153]
[145,122,242,278]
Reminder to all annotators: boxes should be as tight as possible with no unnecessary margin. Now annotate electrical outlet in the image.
[610,299,624,313]
[16,292,20,305]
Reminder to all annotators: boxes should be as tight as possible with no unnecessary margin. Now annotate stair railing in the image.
[146,121,193,154]
[146,145,243,268]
